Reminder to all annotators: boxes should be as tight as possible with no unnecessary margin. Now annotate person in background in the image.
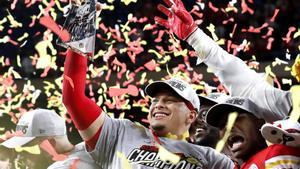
[0,146,16,169]
[261,118,300,148]
[206,96,300,168]
[190,93,228,148]
[1,109,98,169]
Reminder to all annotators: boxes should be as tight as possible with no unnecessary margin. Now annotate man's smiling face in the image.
[148,90,195,137]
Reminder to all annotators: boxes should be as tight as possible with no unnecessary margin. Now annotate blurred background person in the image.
[0,146,16,169]
[1,108,98,169]
[189,93,228,148]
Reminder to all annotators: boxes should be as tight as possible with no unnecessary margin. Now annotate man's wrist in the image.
[186,28,208,63]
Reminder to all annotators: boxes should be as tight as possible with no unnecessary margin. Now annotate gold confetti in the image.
[206,23,219,41]
[121,0,137,6]
[265,65,276,78]
[282,78,292,86]
[15,145,41,155]
[293,28,300,39]
[272,57,288,67]
[0,36,10,43]
[157,144,180,164]
[17,33,29,42]
[116,151,132,169]
[6,10,22,28]
[16,55,22,67]
[165,131,189,141]
[148,49,163,59]
[0,17,7,31]
[291,55,300,82]
[8,67,22,79]
[215,112,238,152]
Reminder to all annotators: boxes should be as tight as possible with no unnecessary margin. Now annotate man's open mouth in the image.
[228,134,245,152]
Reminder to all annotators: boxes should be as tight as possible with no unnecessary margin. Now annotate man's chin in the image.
[150,124,167,135]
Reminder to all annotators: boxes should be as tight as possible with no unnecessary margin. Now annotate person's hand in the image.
[155,0,197,40]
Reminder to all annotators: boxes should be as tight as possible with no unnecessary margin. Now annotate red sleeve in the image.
[265,144,300,157]
[62,49,102,148]
[264,144,300,168]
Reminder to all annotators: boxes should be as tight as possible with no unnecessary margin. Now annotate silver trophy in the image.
[57,0,96,58]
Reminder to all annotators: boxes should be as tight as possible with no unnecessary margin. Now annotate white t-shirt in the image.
[89,115,235,169]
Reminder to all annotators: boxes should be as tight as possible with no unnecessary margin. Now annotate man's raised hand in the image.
[155,0,197,40]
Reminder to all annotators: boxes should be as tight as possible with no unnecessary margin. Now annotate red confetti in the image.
[266,37,274,50]
[112,58,127,79]
[190,6,203,19]
[154,30,165,42]
[11,0,18,10]
[29,16,37,27]
[8,37,18,46]
[144,59,157,71]
[43,0,55,16]
[63,74,75,91]
[108,84,139,97]
[39,16,71,42]
[262,27,274,39]
[282,26,296,43]
[270,9,280,22]
[222,18,234,25]
[89,84,94,97]
[241,0,254,14]
[208,2,219,12]
[40,66,51,77]
[70,159,80,169]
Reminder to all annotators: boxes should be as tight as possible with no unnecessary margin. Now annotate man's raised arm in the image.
[63,49,105,150]
[156,0,291,121]
[61,1,105,150]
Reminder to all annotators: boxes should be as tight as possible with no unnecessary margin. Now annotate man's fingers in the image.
[173,8,192,25]
[174,0,185,8]
[157,4,172,17]
[163,0,173,7]
[154,16,170,29]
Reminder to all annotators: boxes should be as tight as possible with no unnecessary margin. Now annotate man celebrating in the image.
[61,1,235,168]
[205,97,300,168]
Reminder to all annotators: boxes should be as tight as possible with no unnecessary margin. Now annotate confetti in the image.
[270,9,280,22]
[282,26,296,44]
[108,84,139,97]
[291,55,300,82]
[39,15,70,42]
[15,145,41,155]
[117,151,132,169]
[157,144,180,164]
[215,112,238,152]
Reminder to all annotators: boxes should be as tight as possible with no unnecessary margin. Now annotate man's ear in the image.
[186,110,197,124]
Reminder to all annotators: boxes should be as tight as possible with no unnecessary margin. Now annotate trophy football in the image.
[57,0,96,58]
